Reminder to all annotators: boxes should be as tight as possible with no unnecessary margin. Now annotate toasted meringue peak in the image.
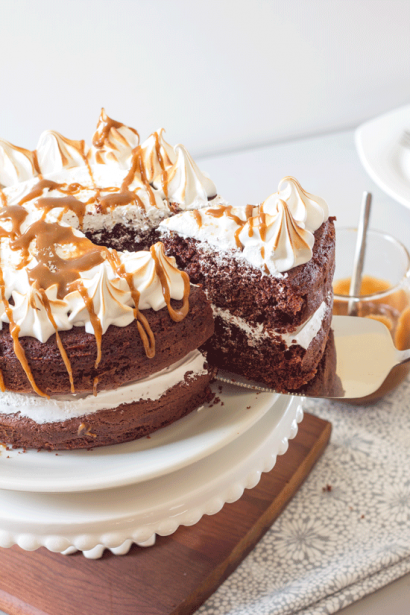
[159,175,326,275]
[239,200,314,274]
[88,108,140,168]
[262,176,328,232]
[139,128,176,182]
[36,131,88,175]
[153,144,217,208]
[0,140,39,187]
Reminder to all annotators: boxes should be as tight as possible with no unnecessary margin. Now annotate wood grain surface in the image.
[0,412,331,615]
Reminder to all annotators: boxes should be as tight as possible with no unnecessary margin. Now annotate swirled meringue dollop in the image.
[139,128,176,182]
[36,131,88,175]
[160,177,328,275]
[87,108,140,168]
[0,140,39,187]
[153,144,217,208]
[0,230,189,343]
[263,176,328,232]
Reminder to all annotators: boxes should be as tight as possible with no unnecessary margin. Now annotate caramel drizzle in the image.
[206,204,250,248]
[205,203,271,249]
[154,132,169,199]
[6,216,107,385]
[92,109,139,150]
[19,179,63,206]
[0,205,190,394]
[95,146,159,213]
[150,243,190,322]
[0,263,48,397]
[107,250,156,358]
[93,377,99,397]
[0,126,193,396]
[124,146,158,209]
[38,287,75,393]
[36,195,87,229]
[192,210,202,228]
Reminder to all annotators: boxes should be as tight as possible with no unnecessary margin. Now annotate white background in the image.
[0,0,409,156]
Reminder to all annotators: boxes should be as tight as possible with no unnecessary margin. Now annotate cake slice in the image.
[159,177,335,393]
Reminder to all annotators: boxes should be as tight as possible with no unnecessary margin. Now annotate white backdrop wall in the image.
[0,0,409,156]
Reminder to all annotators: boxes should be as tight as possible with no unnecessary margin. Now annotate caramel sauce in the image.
[38,287,75,393]
[19,179,64,205]
[36,195,87,229]
[192,210,202,228]
[334,274,410,402]
[0,206,28,238]
[11,220,107,296]
[49,133,87,169]
[93,377,99,397]
[98,190,144,214]
[0,370,5,393]
[0,124,192,396]
[154,132,169,199]
[32,150,41,176]
[92,109,139,149]
[0,264,48,398]
[150,243,190,322]
[125,146,158,209]
[245,205,254,218]
[107,250,156,358]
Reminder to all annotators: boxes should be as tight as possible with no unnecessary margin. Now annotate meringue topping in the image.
[88,108,140,167]
[153,144,217,207]
[139,128,176,183]
[36,131,88,175]
[159,177,328,276]
[0,110,222,395]
[0,140,39,187]
[0,198,190,395]
[264,176,329,232]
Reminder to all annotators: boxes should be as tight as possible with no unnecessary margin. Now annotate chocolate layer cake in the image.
[160,177,335,392]
[0,111,224,450]
[1,109,224,254]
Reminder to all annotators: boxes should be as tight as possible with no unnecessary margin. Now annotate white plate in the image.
[0,395,303,557]
[355,104,410,208]
[0,382,279,493]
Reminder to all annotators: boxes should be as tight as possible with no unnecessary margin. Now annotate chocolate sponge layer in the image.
[0,365,216,450]
[0,286,214,396]
[162,218,335,331]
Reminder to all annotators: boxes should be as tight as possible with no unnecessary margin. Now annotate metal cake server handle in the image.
[216,315,410,400]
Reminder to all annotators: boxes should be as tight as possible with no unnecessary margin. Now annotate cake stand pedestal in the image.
[0,412,331,615]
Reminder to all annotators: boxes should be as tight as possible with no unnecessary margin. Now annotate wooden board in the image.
[0,412,331,615]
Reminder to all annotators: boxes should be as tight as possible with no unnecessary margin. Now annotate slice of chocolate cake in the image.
[159,177,335,393]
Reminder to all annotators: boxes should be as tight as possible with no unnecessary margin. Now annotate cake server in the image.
[217,315,410,400]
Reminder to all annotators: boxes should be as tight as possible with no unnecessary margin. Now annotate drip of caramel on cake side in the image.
[0,263,48,397]
[37,287,75,393]
[192,210,202,228]
[106,250,156,358]
[92,108,139,150]
[0,202,190,395]
[150,243,190,322]
[94,145,160,214]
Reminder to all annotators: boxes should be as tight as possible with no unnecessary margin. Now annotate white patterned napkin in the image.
[199,374,410,615]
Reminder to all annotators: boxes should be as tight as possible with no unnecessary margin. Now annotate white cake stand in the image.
[0,391,303,558]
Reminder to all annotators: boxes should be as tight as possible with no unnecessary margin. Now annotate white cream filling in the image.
[0,350,207,425]
[212,300,329,350]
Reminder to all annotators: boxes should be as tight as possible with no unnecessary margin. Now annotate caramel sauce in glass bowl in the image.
[333,275,410,403]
